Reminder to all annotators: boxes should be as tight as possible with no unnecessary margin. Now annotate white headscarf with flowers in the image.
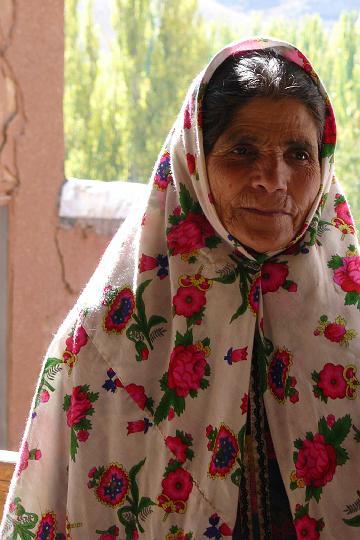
[2,37,360,540]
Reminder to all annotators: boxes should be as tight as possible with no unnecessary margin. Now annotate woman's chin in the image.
[230,228,293,254]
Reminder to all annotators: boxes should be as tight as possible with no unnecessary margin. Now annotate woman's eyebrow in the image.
[285,139,315,151]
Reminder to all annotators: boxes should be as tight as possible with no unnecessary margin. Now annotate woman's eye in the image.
[293,150,310,161]
[232,145,251,156]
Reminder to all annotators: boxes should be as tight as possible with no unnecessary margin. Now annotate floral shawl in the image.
[1,38,360,540]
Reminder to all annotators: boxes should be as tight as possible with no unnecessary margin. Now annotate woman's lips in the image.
[242,207,290,216]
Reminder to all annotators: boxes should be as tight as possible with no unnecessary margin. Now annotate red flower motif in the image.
[261,262,288,294]
[327,414,335,428]
[317,363,347,399]
[323,323,346,343]
[17,441,30,476]
[290,392,299,403]
[40,390,50,403]
[168,345,207,397]
[167,212,215,256]
[335,201,354,227]
[125,384,147,410]
[66,386,92,427]
[294,514,320,540]
[219,523,233,536]
[173,285,206,317]
[65,325,88,355]
[104,287,135,333]
[161,467,193,502]
[333,256,360,293]
[96,464,129,507]
[248,277,260,313]
[35,512,56,540]
[165,436,188,463]
[322,108,336,145]
[77,430,89,442]
[186,153,196,175]
[127,418,151,435]
[296,433,337,488]
[168,407,175,421]
[240,393,248,415]
[139,254,158,272]
[184,100,192,129]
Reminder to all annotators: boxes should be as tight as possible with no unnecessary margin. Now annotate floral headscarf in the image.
[1,38,360,539]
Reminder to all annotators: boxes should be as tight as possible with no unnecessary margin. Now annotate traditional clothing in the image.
[1,38,360,540]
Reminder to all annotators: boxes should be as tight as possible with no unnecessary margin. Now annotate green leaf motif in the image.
[175,330,193,347]
[213,270,238,284]
[324,414,352,446]
[345,291,359,306]
[335,446,349,466]
[63,394,71,411]
[343,515,360,527]
[327,254,344,270]
[179,184,194,214]
[70,427,79,462]
[153,391,173,425]
[205,235,222,249]
[135,280,152,324]
[305,485,322,503]
[147,314,167,330]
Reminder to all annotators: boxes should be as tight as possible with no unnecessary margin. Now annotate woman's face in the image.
[205,97,321,253]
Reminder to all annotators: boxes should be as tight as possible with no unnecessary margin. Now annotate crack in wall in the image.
[0,0,26,203]
[54,227,77,296]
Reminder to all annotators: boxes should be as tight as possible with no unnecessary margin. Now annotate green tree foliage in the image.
[64,3,360,222]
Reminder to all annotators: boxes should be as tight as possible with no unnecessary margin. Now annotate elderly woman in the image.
[1,38,359,540]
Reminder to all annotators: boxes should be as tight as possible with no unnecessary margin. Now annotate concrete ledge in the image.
[59,178,149,235]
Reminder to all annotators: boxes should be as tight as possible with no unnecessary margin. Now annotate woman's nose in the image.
[251,155,290,193]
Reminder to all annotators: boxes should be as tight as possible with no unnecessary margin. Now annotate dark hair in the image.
[202,50,326,155]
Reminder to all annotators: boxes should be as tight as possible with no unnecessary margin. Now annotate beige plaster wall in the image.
[0,1,111,450]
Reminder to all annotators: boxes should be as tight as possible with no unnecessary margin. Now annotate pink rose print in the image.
[125,384,148,410]
[313,314,356,347]
[138,254,158,272]
[333,256,360,293]
[63,324,88,371]
[167,212,215,256]
[317,363,347,399]
[17,441,42,477]
[173,285,206,317]
[165,436,188,463]
[77,430,89,442]
[127,418,152,435]
[63,384,99,461]
[240,393,248,415]
[97,526,119,540]
[40,390,50,403]
[183,99,192,129]
[186,153,196,175]
[324,322,346,342]
[336,201,353,225]
[168,344,207,397]
[161,467,193,502]
[296,434,337,488]
[261,262,289,294]
[224,346,248,365]
[332,194,355,236]
[66,386,92,427]
[322,107,336,145]
[312,362,358,401]
[294,514,320,540]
